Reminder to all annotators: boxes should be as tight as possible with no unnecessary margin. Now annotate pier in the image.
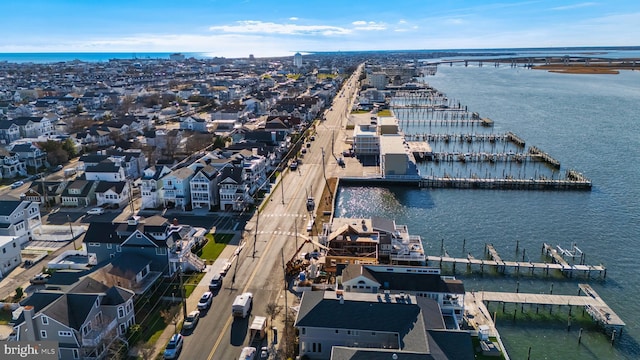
[419,175,592,190]
[426,243,605,278]
[476,284,625,337]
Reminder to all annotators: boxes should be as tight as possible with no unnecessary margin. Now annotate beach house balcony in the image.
[169,226,207,272]
[82,317,117,347]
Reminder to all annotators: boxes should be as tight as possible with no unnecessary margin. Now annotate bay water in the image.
[336,64,640,359]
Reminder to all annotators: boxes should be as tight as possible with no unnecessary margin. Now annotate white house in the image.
[189,165,219,210]
[0,200,42,246]
[84,160,126,182]
[0,236,21,279]
[95,181,130,209]
[140,166,172,210]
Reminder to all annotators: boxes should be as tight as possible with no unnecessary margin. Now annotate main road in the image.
[178,64,363,360]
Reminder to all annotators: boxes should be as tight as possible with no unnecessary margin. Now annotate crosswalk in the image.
[260,213,307,218]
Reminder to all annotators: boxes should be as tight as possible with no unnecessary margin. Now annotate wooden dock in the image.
[419,176,592,191]
[477,284,625,336]
[426,243,606,278]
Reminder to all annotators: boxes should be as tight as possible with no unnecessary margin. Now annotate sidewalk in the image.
[129,232,243,359]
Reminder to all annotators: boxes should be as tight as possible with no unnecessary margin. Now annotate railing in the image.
[82,317,117,347]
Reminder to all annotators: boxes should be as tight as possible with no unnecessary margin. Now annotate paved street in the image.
[175,65,364,360]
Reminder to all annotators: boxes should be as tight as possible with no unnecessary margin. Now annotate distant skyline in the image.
[1,0,639,58]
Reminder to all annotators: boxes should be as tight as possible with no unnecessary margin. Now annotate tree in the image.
[14,287,23,300]
[185,133,215,153]
[265,302,282,325]
[160,305,181,334]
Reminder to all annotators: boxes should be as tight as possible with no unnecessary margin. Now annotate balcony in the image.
[82,317,117,347]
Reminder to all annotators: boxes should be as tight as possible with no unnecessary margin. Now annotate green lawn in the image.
[183,272,205,298]
[196,233,233,262]
[377,109,392,116]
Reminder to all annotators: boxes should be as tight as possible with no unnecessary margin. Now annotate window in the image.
[88,242,100,247]
[41,316,48,325]
[119,323,126,335]
[72,349,79,359]
[40,330,47,338]
[58,331,73,337]
[116,245,122,252]
[301,328,305,335]
[156,248,166,255]
[118,306,125,318]
[107,244,112,249]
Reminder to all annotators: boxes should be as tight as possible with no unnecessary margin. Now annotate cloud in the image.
[289,17,299,21]
[209,20,351,36]
[551,2,597,11]
[398,19,407,24]
[351,20,387,31]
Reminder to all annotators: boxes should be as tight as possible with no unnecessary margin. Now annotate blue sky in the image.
[1,0,638,57]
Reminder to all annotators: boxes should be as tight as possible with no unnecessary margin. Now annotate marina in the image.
[477,284,625,337]
[425,243,606,278]
[388,87,593,190]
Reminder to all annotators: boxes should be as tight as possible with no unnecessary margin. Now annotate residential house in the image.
[218,166,250,211]
[0,236,21,279]
[84,160,126,182]
[161,167,194,211]
[61,180,98,207]
[12,116,54,138]
[83,216,205,276]
[23,181,67,207]
[76,127,113,149]
[294,291,474,360]
[88,253,163,295]
[140,166,171,210]
[11,278,135,360]
[341,264,465,326]
[0,120,21,144]
[0,150,27,179]
[189,164,219,210]
[95,181,129,209]
[179,116,210,133]
[9,143,47,170]
[0,200,42,246]
[211,102,248,121]
[104,149,147,180]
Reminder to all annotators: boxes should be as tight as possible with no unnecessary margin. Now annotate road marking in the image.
[206,173,305,360]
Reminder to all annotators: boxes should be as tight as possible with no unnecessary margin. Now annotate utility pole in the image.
[67,214,76,250]
[178,265,187,321]
[281,248,288,356]
[280,174,285,205]
[253,209,259,258]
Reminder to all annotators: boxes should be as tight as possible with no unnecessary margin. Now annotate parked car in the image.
[182,310,200,330]
[86,207,105,215]
[337,157,345,167]
[163,333,184,359]
[29,273,50,285]
[10,181,24,189]
[209,274,223,291]
[197,291,213,310]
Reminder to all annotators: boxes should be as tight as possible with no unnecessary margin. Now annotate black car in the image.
[209,274,223,291]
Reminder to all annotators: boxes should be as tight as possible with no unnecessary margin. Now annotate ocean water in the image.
[336,65,640,359]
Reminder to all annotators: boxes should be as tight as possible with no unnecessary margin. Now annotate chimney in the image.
[173,218,179,226]
[339,296,344,305]
[22,306,37,341]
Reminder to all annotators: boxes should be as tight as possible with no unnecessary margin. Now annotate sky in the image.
[1,0,639,58]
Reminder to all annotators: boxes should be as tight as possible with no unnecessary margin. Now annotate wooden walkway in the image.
[425,243,606,278]
[476,284,625,335]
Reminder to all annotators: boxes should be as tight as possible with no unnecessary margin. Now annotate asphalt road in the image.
[178,65,364,360]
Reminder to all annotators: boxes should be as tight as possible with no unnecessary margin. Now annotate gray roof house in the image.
[295,291,474,360]
[341,264,465,326]
[11,277,135,360]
